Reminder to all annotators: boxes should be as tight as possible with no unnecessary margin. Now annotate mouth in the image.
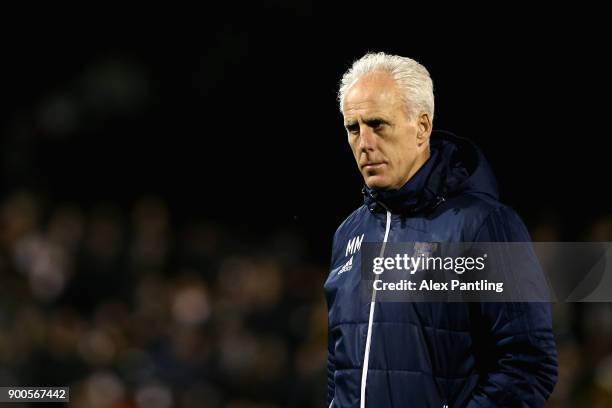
[361,162,386,170]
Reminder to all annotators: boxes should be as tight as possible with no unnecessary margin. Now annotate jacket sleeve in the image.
[326,230,339,407]
[466,206,558,407]
[327,324,335,406]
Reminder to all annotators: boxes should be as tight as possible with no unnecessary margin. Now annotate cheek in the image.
[396,133,418,155]
[348,140,357,154]
[388,139,414,166]
[348,140,360,160]
[348,135,358,148]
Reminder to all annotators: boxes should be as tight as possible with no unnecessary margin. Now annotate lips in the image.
[362,162,385,170]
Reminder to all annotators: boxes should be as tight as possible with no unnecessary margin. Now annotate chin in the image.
[364,175,392,191]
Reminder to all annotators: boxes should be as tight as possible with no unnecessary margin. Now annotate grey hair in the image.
[338,52,435,122]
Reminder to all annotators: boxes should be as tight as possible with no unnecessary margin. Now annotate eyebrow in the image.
[345,116,389,125]
[344,120,358,129]
[363,117,388,127]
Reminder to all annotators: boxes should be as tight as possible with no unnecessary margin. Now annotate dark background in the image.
[0,5,610,407]
[2,7,609,257]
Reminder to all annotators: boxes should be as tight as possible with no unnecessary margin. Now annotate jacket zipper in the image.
[360,209,391,408]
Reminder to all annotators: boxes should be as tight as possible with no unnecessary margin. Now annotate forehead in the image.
[342,71,404,119]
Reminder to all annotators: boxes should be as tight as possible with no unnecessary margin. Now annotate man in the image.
[324,53,558,407]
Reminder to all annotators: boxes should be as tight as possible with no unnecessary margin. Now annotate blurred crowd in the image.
[531,215,612,407]
[1,190,612,407]
[0,191,328,408]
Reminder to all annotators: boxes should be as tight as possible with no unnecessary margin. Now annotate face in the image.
[342,71,432,191]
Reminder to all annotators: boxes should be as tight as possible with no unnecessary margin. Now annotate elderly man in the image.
[324,53,557,407]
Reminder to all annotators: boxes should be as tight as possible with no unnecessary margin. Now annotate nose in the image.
[358,126,377,152]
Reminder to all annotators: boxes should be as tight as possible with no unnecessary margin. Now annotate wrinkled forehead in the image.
[342,72,405,118]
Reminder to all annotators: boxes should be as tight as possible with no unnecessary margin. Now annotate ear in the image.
[416,112,432,147]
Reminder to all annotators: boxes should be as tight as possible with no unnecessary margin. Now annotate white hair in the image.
[338,52,435,122]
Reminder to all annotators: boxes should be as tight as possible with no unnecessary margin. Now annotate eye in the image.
[368,119,385,130]
[345,124,360,135]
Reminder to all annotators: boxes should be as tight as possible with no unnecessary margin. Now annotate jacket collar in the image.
[362,131,498,215]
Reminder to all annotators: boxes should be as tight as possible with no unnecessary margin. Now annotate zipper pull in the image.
[433,195,446,209]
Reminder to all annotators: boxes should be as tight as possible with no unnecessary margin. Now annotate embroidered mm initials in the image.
[345,234,364,257]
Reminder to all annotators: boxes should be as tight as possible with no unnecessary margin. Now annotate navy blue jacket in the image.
[324,132,558,407]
